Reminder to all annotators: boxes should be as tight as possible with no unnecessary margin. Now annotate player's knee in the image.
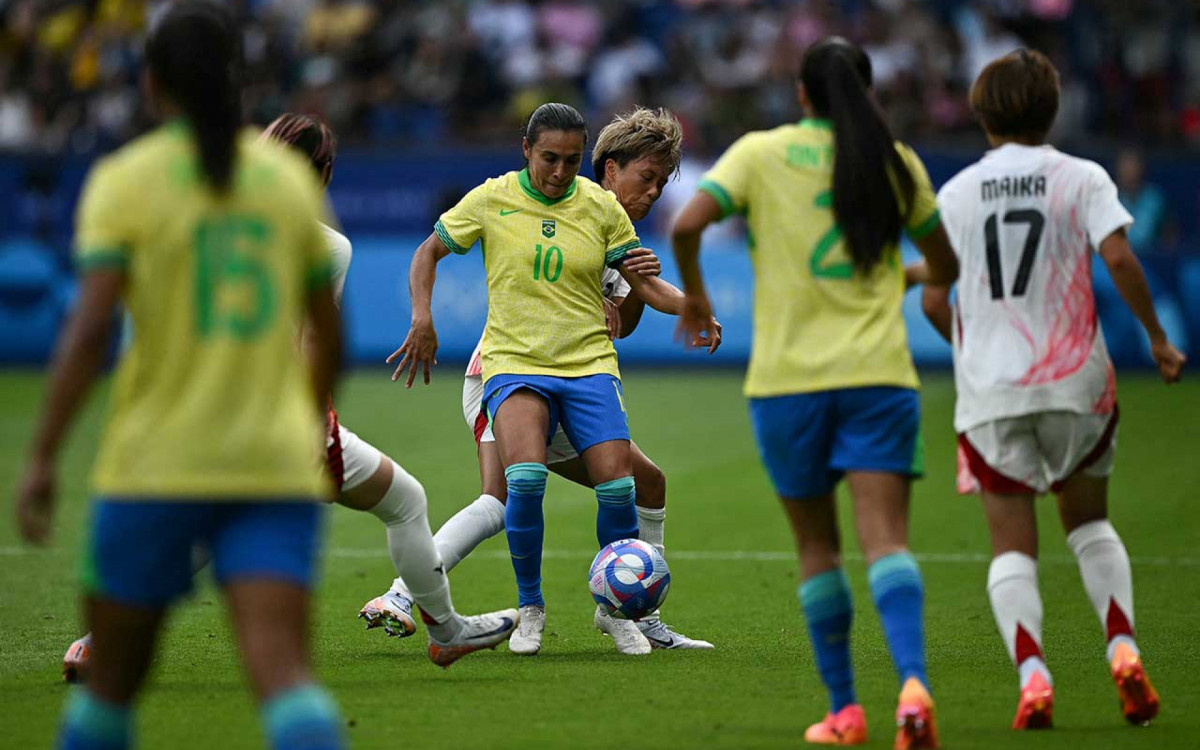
[369,461,427,526]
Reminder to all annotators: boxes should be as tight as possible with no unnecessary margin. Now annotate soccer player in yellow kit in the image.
[672,38,959,749]
[14,4,347,748]
[392,103,684,655]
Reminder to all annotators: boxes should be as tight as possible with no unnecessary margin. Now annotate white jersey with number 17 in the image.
[937,143,1133,433]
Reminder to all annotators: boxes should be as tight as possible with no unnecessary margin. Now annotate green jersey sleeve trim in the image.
[75,248,129,272]
[305,260,335,291]
[434,220,471,255]
[697,179,737,219]
[906,209,941,241]
[605,240,641,268]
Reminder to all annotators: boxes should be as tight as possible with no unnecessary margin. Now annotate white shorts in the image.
[326,415,382,492]
[462,375,578,464]
[957,409,1117,495]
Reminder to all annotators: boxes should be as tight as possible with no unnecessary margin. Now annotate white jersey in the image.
[464,267,631,377]
[937,143,1132,433]
[320,222,353,307]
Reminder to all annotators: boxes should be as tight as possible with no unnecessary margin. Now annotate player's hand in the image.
[622,247,662,277]
[603,297,622,340]
[16,457,55,546]
[688,316,722,354]
[676,293,717,350]
[1150,338,1185,384]
[387,318,438,388]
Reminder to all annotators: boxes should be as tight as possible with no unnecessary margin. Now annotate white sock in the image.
[367,460,457,627]
[636,506,666,557]
[1066,519,1138,661]
[988,551,1052,686]
[433,494,507,572]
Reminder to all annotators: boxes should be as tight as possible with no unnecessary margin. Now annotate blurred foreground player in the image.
[16,4,346,748]
[672,37,959,748]
[924,49,1184,730]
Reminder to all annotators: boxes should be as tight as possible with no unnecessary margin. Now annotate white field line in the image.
[3,546,1198,567]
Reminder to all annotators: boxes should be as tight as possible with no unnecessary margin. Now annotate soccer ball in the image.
[588,538,670,620]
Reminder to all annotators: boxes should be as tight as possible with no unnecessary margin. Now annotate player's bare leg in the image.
[846,472,937,749]
[982,491,1053,729]
[1056,473,1158,725]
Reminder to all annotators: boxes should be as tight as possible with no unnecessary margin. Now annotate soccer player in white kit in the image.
[363,108,720,653]
[922,50,1185,730]
[60,114,518,681]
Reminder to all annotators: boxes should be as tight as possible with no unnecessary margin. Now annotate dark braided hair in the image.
[261,113,338,186]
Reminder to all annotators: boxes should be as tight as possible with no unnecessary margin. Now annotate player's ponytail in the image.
[801,38,915,275]
[146,1,242,194]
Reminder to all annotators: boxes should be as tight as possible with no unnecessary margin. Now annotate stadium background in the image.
[1,0,1198,366]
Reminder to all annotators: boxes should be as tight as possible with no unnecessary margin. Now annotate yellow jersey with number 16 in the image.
[75,123,333,500]
[435,169,640,383]
[699,119,941,398]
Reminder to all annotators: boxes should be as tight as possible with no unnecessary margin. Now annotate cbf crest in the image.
[542,219,556,238]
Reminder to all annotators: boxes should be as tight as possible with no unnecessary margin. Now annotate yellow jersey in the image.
[699,119,941,398]
[436,169,640,382]
[76,123,333,500]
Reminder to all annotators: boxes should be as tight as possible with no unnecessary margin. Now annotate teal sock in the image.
[595,476,638,547]
[56,688,131,750]
[868,551,929,688]
[262,683,344,750]
[799,569,857,712]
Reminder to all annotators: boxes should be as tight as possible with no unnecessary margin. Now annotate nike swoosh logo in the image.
[500,209,524,216]
[468,617,515,640]
[646,635,674,648]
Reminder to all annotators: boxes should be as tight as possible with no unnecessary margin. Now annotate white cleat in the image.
[594,606,651,656]
[358,591,417,638]
[509,605,545,655]
[636,616,714,650]
[428,608,520,668]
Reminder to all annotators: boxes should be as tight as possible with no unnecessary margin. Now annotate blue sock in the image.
[56,688,131,750]
[505,462,548,607]
[799,569,857,712]
[868,551,929,688]
[262,683,344,750]
[594,476,638,547]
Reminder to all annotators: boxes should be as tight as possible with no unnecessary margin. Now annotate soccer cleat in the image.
[894,677,940,750]
[357,591,417,638]
[1111,642,1160,725]
[62,634,92,684]
[427,609,520,668]
[1012,671,1054,730]
[803,704,868,745]
[636,615,714,650]
[594,606,651,655]
[508,605,545,655]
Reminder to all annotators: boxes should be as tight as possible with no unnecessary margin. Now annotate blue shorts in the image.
[83,499,325,608]
[483,373,630,455]
[749,386,923,499]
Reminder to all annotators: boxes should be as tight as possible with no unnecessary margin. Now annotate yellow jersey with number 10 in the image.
[435,169,640,383]
[699,119,941,398]
[75,123,333,500]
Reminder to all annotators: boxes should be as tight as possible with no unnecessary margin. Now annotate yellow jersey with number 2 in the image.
[75,123,333,500]
[699,118,941,398]
[435,168,640,383]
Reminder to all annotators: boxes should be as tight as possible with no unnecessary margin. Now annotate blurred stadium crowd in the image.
[1,0,1197,155]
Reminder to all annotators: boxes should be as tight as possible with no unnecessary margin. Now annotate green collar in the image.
[519,167,577,206]
[799,118,833,131]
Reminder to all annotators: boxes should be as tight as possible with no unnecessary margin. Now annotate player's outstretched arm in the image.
[389,232,450,387]
[670,192,723,349]
[18,269,124,545]
[1098,228,1186,383]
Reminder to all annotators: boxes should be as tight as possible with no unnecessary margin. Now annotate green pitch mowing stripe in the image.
[1,370,1198,749]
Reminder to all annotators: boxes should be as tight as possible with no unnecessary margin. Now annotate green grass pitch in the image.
[2,368,1198,749]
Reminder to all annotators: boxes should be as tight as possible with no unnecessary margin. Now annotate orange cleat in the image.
[803,704,868,746]
[1012,672,1054,729]
[1111,642,1160,725]
[62,634,92,684]
[894,677,940,750]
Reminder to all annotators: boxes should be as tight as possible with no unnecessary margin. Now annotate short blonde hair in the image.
[591,107,683,181]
